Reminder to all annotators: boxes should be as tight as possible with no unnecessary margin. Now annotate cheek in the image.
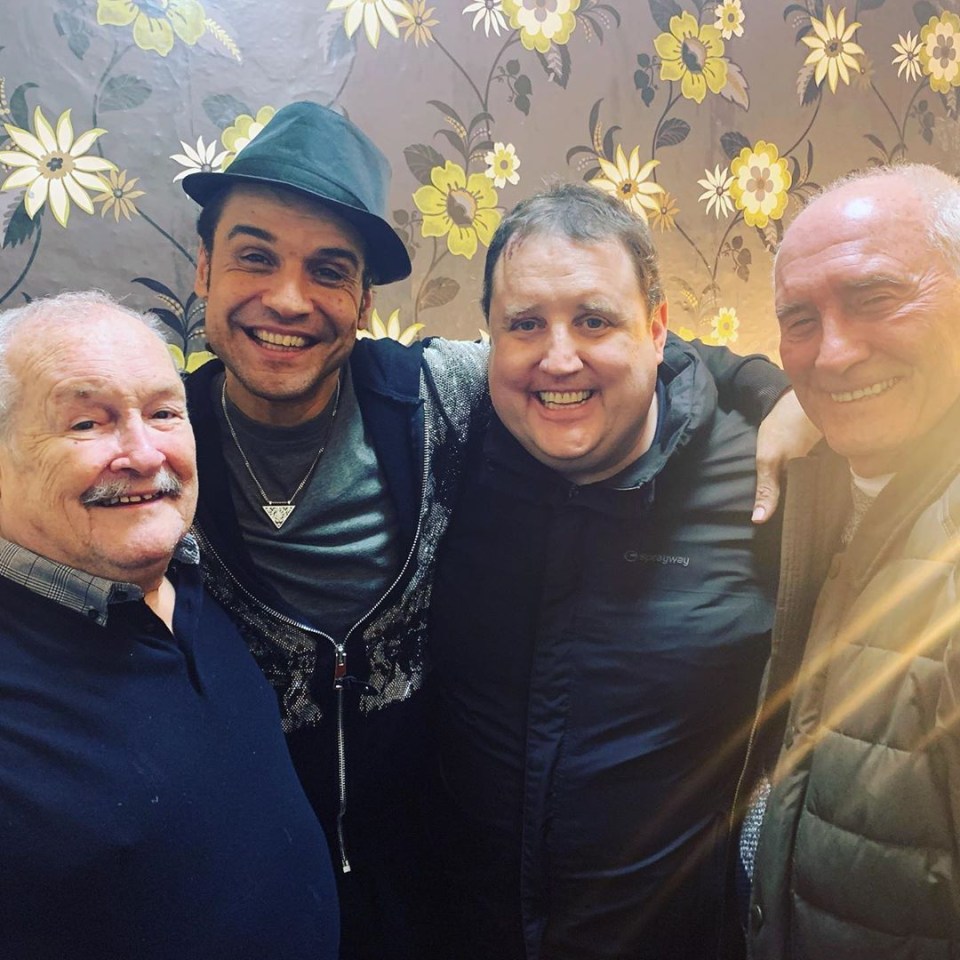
[778,341,813,381]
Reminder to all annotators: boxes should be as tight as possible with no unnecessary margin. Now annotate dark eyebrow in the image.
[226,224,275,243]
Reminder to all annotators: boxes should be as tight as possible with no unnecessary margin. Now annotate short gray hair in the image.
[0,290,168,437]
[481,180,664,319]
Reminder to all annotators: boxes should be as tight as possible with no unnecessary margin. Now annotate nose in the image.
[260,268,312,318]
[539,326,584,377]
[814,313,870,376]
[110,417,166,475]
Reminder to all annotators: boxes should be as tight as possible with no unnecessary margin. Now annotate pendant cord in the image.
[220,376,342,508]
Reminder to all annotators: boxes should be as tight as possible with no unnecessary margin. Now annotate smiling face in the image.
[487,233,667,486]
[776,175,960,476]
[195,184,373,426]
[0,309,197,590]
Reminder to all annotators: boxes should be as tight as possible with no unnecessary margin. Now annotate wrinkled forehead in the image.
[10,313,181,404]
[777,181,932,284]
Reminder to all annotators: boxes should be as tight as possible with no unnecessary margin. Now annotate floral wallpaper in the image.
[0,0,953,361]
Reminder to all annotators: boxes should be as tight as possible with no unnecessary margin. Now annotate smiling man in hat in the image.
[182,101,489,959]
[180,101,810,958]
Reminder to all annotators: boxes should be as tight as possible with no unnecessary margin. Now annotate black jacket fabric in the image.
[428,339,780,959]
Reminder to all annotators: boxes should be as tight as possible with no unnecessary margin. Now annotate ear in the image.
[194,245,211,298]
[651,300,668,363]
[358,286,373,332]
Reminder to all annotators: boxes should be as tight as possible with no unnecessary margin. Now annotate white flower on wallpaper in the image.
[170,136,229,182]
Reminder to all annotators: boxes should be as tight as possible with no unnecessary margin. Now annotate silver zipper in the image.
[193,397,434,874]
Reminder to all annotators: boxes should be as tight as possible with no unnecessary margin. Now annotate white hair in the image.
[0,290,168,437]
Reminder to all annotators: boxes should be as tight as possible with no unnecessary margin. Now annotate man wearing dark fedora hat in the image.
[179,101,809,958]
[182,100,490,959]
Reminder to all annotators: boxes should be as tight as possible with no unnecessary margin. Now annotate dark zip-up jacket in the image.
[428,339,781,959]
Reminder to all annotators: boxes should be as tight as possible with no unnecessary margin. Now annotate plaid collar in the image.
[0,534,199,627]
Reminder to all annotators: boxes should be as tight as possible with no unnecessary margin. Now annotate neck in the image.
[224,370,341,427]
[142,576,176,631]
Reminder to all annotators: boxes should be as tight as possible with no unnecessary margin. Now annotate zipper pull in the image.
[334,646,347,690]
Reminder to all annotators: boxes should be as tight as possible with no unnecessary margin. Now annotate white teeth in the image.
[830,378,899,404]
[538,390,593,406]
[101,492,162,507]
[253,329,310,348]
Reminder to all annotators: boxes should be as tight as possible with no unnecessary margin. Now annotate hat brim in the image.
[183,170,412,286]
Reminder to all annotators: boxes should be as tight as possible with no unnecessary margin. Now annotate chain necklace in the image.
[220,376,341,530]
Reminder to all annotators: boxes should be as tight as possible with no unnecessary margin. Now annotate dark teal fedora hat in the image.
[182,101,411,285]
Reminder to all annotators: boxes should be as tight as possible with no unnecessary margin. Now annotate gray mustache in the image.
[80,468,183,506]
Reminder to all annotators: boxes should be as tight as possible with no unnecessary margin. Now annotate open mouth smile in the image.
[95,491,168,508]
[246,328,314,350]
[830,377,900,404]
[537,390,594,408]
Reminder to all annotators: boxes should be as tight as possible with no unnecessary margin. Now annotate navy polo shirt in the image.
[0,538,338,959]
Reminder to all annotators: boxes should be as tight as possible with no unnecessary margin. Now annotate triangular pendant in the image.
[263,504,295,529]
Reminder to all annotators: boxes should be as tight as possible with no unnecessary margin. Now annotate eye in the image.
[238,250,273,267]
[149,406,184,423]
[581,315,607,330]
[783,316,817,338]
[510,318,539,332]
[70,419,97,431]
[860,293,894,310]
[312,265,348,284]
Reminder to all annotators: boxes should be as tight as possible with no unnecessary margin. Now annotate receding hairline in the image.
[0,290,172,437]
[776,163,960,276]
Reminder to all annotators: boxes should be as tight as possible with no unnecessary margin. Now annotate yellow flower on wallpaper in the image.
[502,0,579,54]
[96,0,206,57]
[729,140,791,229]
[697,164,735,219]
[0,107,116,228]
[920,12,960,93]
[801,5,863,94]
[463,0,507,37]
[93,168,145,221]
[357,308,425,345]
[710,307,739,345]
[221,106,276,168]
[650,191,679,232]
[327,0,408,49]
[892,31,922,83]
[398,0,438,45]
[714,0,744,41]
[654,12,727,104]
[589,146,662,221]
[413,160,502,259]
[485,142,521,188]
[168,344,216,373]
